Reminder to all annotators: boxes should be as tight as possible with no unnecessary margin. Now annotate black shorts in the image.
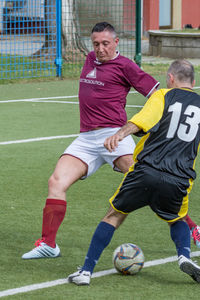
[109,163,190,222]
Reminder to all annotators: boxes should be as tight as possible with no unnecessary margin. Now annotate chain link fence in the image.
[62,0,136,76]
[0,0,137,81]
[0,0,57,81]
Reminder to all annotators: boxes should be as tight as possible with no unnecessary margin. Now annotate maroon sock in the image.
[42,198,66,248]
[185,215,197,230]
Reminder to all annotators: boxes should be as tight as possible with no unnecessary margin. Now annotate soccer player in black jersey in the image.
[22,22,198,260]
[68,59,200,285]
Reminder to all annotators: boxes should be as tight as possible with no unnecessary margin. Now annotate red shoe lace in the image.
[34,238,45,247]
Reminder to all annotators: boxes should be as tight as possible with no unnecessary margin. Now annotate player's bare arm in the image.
[104,122,140,152]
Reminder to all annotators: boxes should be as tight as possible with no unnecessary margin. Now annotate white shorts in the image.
[63,127,135,179]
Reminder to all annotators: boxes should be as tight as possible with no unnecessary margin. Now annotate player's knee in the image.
[122,164,131,173]
[115,155,134,173]
[48,175,56,190]
[48,174,65,192]
[103,209,126,229]
[123,158,134,172]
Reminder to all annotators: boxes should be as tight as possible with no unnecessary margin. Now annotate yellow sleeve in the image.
[129,89,169,132]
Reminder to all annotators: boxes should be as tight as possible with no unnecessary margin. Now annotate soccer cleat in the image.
[22,239,61,259]
[191,225,200,248]
[68,270,91,285]
[178,255,200,283]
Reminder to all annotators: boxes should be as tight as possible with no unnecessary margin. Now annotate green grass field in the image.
[1,73,200,300]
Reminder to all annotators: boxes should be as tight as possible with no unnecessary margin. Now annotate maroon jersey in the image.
[79,51,159,132]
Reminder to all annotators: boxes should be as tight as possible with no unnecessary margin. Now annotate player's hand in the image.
[104,133,123,152]
[104,123,139,152]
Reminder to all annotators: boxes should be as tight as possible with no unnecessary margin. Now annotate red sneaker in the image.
[191,226,200,248]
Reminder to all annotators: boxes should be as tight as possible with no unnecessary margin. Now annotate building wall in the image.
[143,0,159,33]
[143,0,200,32]
[182,0,200,28]
[172,0,182,29]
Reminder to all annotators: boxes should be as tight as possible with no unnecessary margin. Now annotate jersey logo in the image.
[86,68,96,78]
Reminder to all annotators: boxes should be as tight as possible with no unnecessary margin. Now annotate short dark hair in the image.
[167,59,194,84]
[91,22,117,37]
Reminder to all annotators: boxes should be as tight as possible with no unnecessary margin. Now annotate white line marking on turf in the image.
[0,95,78,103]
[0,97,142,108]
[0,86,199,104]
[0,135,79,145]
[0,100,79,105]
[0,251,200,298]
[127,105,143,108]
[31,100,79,104]
[1,99,141,108]
[0,98,139,107]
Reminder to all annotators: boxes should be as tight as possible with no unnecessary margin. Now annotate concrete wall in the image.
[149,30,200,58]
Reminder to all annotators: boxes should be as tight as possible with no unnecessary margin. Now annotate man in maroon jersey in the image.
[22,22,199,259]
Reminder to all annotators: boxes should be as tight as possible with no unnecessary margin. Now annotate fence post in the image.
[134,0,142,67]
[55,0,62,77]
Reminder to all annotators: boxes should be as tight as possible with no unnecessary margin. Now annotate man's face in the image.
[91,30,119,63]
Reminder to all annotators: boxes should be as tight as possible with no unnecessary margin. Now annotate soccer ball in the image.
[113,243,144,275]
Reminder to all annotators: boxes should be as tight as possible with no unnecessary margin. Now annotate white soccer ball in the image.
[113,243,145,275]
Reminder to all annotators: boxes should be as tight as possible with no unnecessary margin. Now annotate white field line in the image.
[0,95,78,103]
[0,134,79,145]
[2,84,200,144]
[0,99,79,104]
[0,86,200,104]
[0,251,200,298]
[0,98,141,107]
[1,89,200,297]
[0,92,136,104]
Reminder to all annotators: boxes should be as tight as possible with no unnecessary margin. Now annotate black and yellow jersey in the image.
[129,88,200,180]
